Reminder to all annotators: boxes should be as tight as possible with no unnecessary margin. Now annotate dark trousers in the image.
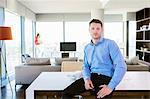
[62,73,113,99]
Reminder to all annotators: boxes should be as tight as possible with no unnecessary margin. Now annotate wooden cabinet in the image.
[136,8,150,63]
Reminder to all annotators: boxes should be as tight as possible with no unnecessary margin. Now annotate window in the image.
[36,22,63,58]
[25,18,33,56]
[104,22,124,55]
[5,11,21,74]
[65,22,90,59]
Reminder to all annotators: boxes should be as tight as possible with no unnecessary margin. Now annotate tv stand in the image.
[61,53,69,58]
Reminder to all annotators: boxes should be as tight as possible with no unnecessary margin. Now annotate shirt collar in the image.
[90,37,104,45]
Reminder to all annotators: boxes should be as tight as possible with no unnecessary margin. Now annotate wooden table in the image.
[26,72,150,99]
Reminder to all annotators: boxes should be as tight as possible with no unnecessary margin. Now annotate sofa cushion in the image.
[55,57,78,65]
[15,65,61,84]
[25,58,51,65]
[61,61,82,72]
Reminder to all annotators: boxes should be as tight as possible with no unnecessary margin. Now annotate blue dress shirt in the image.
[82,37,127,90]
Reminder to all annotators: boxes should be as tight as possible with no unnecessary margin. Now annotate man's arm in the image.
[107,40,127,90]
[82,49,91,81]
[82,49,94,90]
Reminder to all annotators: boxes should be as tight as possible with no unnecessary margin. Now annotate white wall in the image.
[36,13,122,22]
[127,12,136,21]
[0,0,6,7]
[104,14,122,22]
[36,13,91,22]
[128,21,136,59]
[0,0,36,21]
[127,12,136,59]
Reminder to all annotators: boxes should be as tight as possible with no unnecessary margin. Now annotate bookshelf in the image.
[136,8,150,63]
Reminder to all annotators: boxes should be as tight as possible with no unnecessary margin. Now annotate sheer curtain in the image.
[5,11,21,74]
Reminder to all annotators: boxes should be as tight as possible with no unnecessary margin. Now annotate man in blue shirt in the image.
[62,19,127,99]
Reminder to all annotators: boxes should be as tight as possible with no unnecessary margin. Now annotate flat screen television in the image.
[60,42,76,51]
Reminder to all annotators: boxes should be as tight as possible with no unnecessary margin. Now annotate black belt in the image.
[91,73,111,79]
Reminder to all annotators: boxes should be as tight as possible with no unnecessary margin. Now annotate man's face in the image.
[89,23,103,39]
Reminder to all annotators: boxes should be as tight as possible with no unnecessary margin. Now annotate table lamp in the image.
[0,26,13,92]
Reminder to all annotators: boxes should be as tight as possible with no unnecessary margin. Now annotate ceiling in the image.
[17,0,150,14]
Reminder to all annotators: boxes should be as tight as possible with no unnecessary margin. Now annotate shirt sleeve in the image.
[82,49,91,82]
[107,40,127,90]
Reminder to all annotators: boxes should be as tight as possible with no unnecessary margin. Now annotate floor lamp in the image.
[0,26,13,94]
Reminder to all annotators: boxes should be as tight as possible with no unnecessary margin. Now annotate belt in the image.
[91,73,102,75]
[91,73,111,79]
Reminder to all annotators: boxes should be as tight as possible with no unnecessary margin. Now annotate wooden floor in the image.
[1,80,150,99]
[1,80,28,99]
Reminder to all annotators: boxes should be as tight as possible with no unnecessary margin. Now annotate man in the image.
[62,19,127,99]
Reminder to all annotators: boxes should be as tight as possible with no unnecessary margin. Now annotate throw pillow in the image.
[25,58,51,65]
[125,56,139,65]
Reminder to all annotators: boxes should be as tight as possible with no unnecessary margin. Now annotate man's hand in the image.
[84,79,94,90]
[97,85,112,98]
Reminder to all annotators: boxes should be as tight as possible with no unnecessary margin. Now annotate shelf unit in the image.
[136,8,150,63]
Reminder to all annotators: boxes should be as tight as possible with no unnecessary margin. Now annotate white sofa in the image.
[125,57,150,71]
[15,57,78,86]
[127,62,150,71]
[15,64,61,85]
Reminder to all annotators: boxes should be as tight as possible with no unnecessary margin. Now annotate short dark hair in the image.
[89,19,103,27]
[37,33,40,37]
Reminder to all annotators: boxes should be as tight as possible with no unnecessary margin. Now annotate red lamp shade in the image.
[0,26,12,40]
